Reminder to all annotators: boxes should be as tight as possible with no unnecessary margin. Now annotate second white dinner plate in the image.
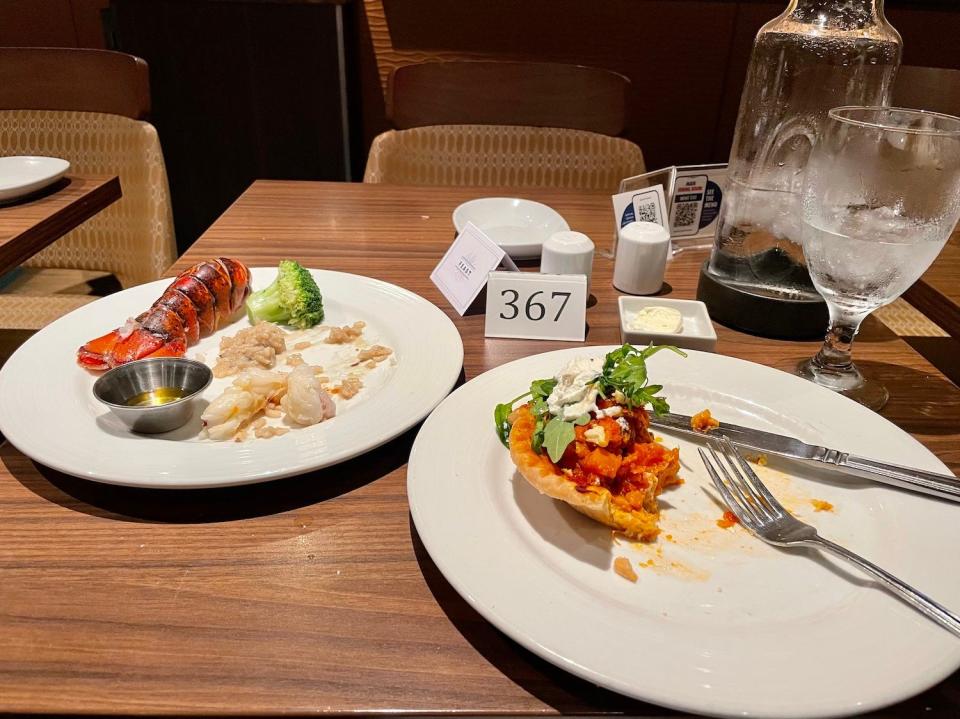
[0,267,463,488]
[407,346,960,718]
[0,155,70,202]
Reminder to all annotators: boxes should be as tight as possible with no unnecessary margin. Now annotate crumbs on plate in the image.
[716,510,739,529]
[325,321,365,344]
[613,556,638,583]
[691,409,720,433]
[811,498,834,512]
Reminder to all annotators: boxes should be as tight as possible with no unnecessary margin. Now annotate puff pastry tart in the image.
[496,346,683,541]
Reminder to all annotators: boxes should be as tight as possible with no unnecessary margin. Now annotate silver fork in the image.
[699,436,960,638]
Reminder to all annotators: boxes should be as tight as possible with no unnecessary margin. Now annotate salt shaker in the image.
[613,221,670,295]
[541,230,595,296]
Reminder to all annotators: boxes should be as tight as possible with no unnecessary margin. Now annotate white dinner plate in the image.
[453,197,569,259]
[0,155,70,202]
[0,268,463,488]
[407,347,960,718]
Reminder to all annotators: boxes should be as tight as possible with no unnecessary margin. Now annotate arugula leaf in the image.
[530,395,549,453]
[530,377,557,401]
[493,376,557,449]
[647,394,671,416]
[640,344,682,362]
[543,417,578,463]
[493,390,533,447]
[493,403,515,447]
[531,417,545,453]
[599,343,685,412]
[538,414,590,462]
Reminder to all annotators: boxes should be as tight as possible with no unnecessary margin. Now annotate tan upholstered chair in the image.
[363,61,645,191]
[0,48,176,330]
[364,124,645,190]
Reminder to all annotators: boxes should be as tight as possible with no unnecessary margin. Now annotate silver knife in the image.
[650,412,960,503]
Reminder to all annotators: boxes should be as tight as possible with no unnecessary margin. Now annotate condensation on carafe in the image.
[708,26,900,301]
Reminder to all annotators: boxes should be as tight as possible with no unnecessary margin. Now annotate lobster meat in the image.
[77,258,252,370]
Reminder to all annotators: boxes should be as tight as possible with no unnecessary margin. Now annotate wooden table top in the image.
[0,174,122,277]
[2,180,959,717]
[906,229,960,338]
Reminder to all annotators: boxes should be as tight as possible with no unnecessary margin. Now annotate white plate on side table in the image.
[453,197,569,259]
[407,346,960,718]
[0,156,70,202]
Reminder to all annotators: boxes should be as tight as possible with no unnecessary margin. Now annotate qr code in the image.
[673,201,699,228]
[635,201,659,223]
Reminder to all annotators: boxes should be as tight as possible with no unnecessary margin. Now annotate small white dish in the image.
[618,295,717,351]
[453,197,569,259]
[0,156,70,202]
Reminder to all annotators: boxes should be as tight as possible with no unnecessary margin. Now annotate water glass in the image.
[797,106,960,409]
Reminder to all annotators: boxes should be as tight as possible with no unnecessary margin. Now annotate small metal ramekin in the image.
[92,357,212,434]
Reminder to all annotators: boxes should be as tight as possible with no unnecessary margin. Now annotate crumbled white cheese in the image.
[616,417,631,434]
[629,306,683,334]
[584,425,607,447]
[596,405,622,418]
[546,356,603,421]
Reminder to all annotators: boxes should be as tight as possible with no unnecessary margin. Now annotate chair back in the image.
[0,47,151,120]
[363,124,645,191]
[0,49,175,288]
[388,61,630,137]
[893,66,960,118]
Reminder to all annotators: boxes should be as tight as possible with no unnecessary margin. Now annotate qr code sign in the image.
[673,201,699,228]
[635,201,659,223]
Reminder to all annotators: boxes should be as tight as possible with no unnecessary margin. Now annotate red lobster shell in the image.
[76,258,252,370]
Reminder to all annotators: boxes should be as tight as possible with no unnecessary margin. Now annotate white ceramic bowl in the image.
[452,197,569,259]
[0,156,70,202]
[618,295,718,351]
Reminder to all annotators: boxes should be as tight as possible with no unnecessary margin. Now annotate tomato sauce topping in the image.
[558,404,676,508]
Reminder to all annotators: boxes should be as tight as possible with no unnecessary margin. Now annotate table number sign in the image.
[430,221,518,315]
[484,271,587,341]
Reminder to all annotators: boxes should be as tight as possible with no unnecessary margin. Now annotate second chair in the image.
[364,61,645,191]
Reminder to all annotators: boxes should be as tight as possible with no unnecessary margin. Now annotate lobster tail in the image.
[153,288,200,345]
[76,257,252,370]
[190,260,233,327]
[218,257,252,312]
[170,274,216,336]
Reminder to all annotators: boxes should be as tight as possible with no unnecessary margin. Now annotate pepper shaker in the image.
[613,221,670,295]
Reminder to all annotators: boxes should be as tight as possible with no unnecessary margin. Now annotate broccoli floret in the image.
[245,260,324,329]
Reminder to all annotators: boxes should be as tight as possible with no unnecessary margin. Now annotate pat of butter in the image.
[628,306,683,334]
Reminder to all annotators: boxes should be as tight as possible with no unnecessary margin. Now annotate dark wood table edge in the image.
[0,175,122,276]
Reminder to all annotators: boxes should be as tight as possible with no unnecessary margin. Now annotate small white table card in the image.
[430,222,518,315]
[484,271,587,341]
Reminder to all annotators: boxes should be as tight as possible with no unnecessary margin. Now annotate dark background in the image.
[2,0,958,252]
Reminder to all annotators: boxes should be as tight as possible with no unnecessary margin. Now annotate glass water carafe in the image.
[700,0,901,337]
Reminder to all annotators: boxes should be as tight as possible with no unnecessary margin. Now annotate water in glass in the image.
[797,106,960,410]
